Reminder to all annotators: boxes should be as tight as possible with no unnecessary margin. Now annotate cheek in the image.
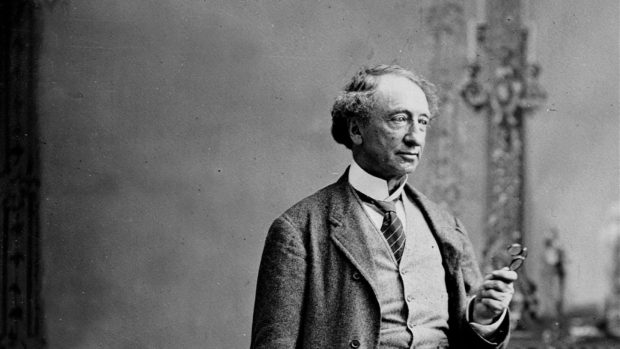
[368,127,402,151]
[379,135,400,150]
[386,132,404,145]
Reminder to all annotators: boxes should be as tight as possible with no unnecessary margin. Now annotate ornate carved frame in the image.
[1,1,45,347]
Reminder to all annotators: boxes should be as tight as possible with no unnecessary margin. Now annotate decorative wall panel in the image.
[459,0,545,330]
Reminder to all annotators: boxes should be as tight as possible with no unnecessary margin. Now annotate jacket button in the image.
[352,272,361,280]
[349,339,360,348]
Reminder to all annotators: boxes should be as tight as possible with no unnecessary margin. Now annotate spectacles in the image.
[507,243,527,271]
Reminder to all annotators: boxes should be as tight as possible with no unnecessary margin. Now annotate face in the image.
[350,74,430,180]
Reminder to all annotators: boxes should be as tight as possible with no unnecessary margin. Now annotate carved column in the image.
[460,0,546,330]
[1,1,45,348]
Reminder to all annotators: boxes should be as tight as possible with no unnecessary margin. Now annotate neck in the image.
[387,177,406,195]
[352,152,406,195]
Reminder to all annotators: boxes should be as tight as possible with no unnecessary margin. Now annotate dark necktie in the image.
[357,191,406,264]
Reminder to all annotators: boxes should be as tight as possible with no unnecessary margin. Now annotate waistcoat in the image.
[362,191,450,348]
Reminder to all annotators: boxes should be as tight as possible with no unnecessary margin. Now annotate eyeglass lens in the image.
[507,243,527,271]
[508,243,523,256]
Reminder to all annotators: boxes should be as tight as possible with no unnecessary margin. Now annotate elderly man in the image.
[251,65,516,349]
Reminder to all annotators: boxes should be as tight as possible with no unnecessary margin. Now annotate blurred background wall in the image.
[36,0,618,347]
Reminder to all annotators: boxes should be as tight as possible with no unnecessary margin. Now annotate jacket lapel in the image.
[326,175,464,303]
[328,172,380,298]
[404,185,467,334]
[404,185,462,277]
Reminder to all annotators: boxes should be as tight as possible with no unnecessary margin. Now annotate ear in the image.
[348,118,364,146]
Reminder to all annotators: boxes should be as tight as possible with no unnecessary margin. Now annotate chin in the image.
[387,167,413,179]
[397,162,418,175]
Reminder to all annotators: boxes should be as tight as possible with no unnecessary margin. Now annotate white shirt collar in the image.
[348,159,408,202]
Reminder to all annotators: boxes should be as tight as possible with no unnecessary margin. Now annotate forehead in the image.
[374,74,429,113]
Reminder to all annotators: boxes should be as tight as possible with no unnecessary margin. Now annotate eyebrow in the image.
[387,109,431,118]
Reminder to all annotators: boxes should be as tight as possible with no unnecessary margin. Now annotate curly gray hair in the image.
[330,64,439,149]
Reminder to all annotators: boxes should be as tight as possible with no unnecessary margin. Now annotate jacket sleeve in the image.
[455,218,511,349]
[251,215,307,349]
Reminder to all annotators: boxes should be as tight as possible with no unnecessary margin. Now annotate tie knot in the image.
[374,200,397,213]
[355,190,399,214]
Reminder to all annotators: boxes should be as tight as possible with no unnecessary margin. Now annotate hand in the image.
[472,268,517,325]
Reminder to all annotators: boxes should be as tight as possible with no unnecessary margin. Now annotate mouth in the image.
[397,151,420,161]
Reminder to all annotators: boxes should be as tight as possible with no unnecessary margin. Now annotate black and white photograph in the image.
[1,0,619,348]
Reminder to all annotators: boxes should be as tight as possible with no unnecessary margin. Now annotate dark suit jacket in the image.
[251,172,509,348]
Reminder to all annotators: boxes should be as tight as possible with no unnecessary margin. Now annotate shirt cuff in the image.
[466,296,507,338]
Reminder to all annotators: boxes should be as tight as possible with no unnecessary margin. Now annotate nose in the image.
[403,121,424,146]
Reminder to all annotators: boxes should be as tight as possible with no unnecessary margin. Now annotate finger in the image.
[479,289,506,301]
[478,289,513,307]
[482,278,514,290]
[490,269,518,283]
[482,279,515,293]
[483,269,516,280]
[477,297,506,313]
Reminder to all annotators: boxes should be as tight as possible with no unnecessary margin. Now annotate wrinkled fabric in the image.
[251,171,510,349]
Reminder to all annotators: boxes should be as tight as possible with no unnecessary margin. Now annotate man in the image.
[251,65,516,348]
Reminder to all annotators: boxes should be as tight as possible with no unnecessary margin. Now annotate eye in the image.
[418,115,430,126]
[390,114,408,122]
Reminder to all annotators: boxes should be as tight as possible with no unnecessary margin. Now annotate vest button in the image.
[406,295,414,302]
[349,339,361,348]
[352,272,361,280]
